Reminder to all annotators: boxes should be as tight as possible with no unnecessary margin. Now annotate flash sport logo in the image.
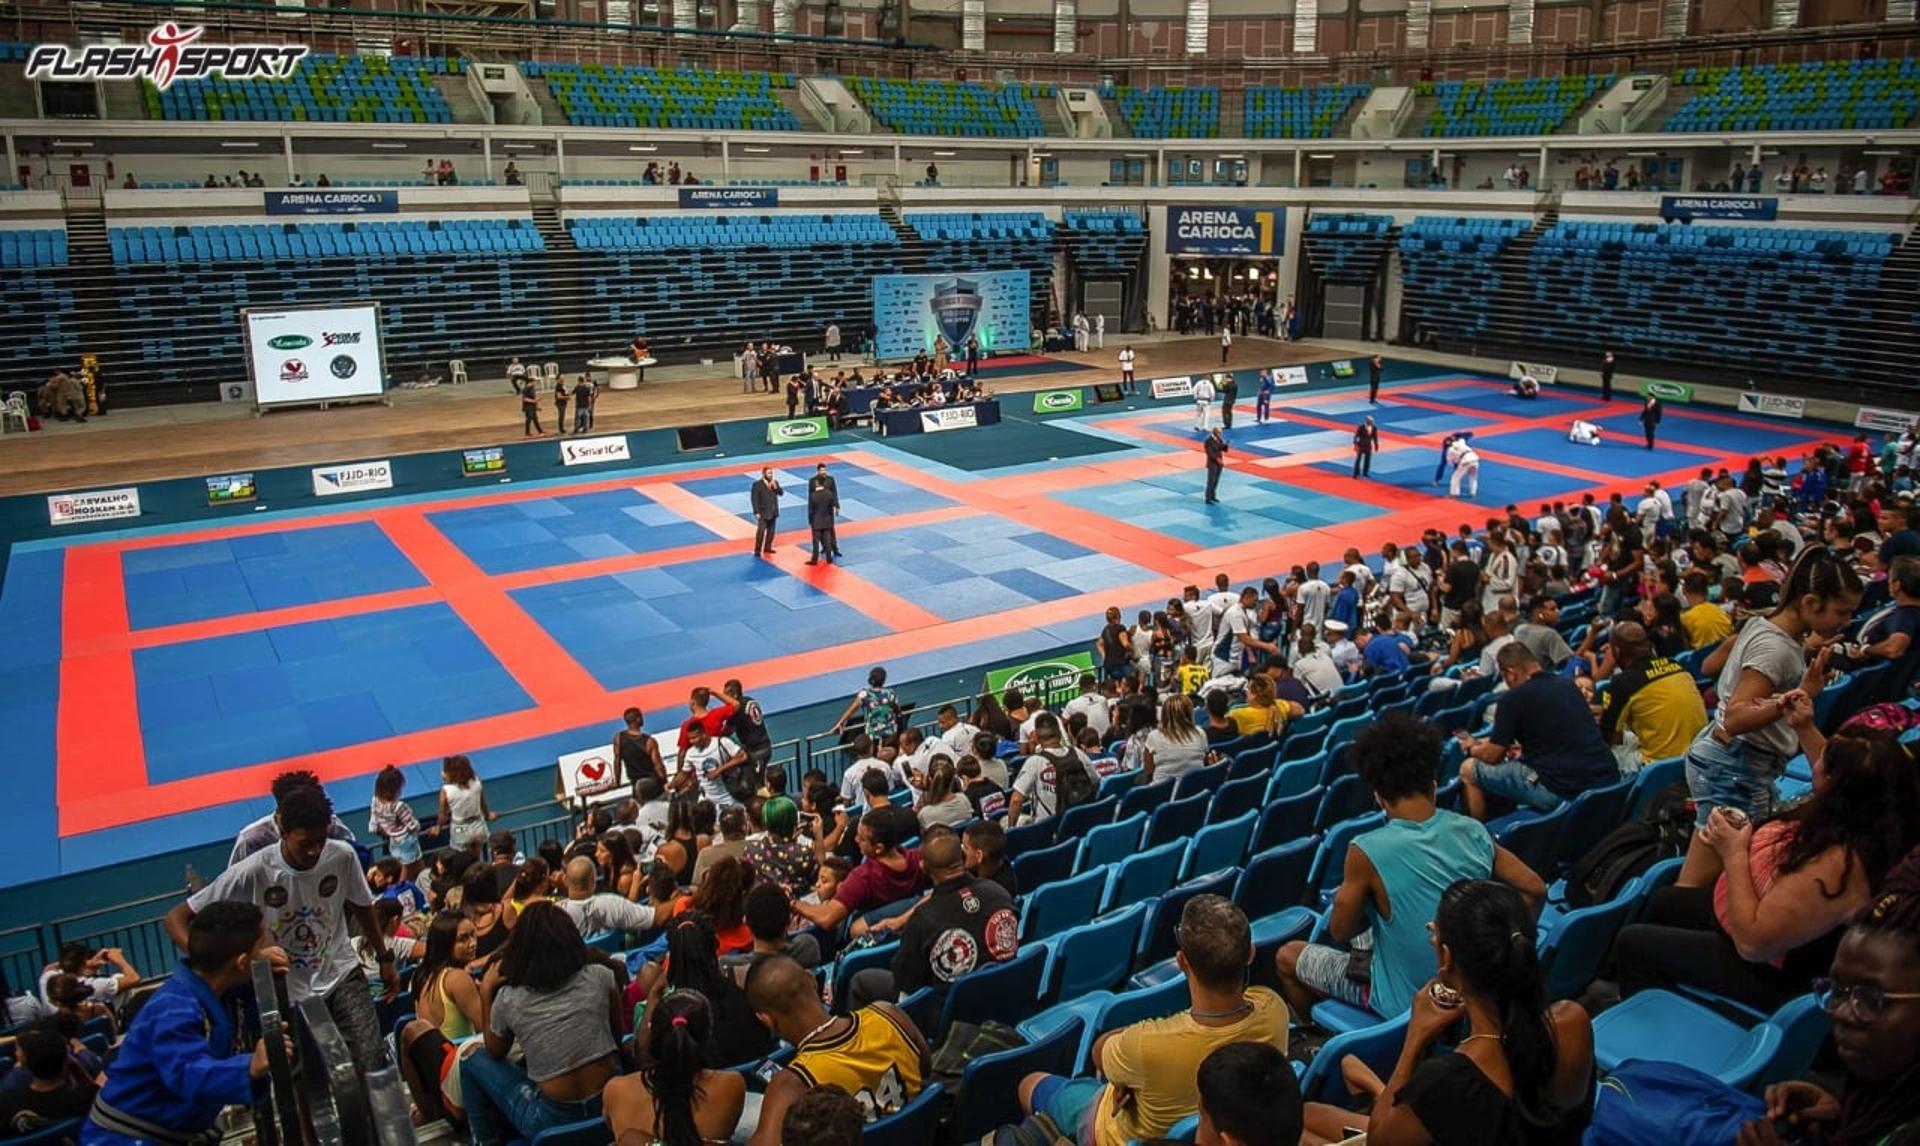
[321,331,363,346]
[279,359,309,383]
[329,354,357,379]
[26,24,308,92]
[929,277,984,347]
[267,334,311,351]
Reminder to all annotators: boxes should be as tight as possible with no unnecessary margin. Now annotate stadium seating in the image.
[850,77,1049,137]
[1664,58,1920,133]
[1397,216,1531,336]
[524,63,800,131]
[1060,209,1148,277]
[568,212,895,251]
[1524,220,1898,379]
[1243,84,1372,138]
[1418,75,1612,136]
[1117,86,1221,138]
[146,53,457,124]
[1301,213,1395,285]
[903,211,1052,242]
[0,227,68,267]
[901,212,1056,314]
[0,270,75,378]
[108,219,543,263]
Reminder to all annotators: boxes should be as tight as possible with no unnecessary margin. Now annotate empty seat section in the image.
[147,53,458,124]
[1397,216,1531,335]
[851,77,1048,137]
[525,63,800,131]
[1419,75,1612,137]
[1117,87,1221,138]
[1243,83,1372,138]
[1302,213,1396,285]
[1664,58,1920,133]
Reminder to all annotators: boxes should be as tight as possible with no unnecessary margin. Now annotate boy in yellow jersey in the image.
[1175,645,1210,696]
[744,955,928,1144]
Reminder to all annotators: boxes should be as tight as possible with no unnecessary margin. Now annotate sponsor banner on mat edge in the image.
[983,651,1097,711]
[1736,392,1806,420]
[1032,389,1084,414]
[1640,379,1693,403]
[47,486,141,526]
[310,460,393,497]
[557,733,674,804]
[561,434,633,465]
[1509,361,1560,384]
[1856,406,1920,433]
[1150,375,1195,399]
[766,416,830,444]
[1275,365,1309,387]
[919,406,980,433]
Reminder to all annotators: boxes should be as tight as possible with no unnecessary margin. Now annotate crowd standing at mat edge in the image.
[3,374,1920,1146]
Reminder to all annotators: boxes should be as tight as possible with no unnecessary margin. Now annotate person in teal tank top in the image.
[1276,711,1548,1020]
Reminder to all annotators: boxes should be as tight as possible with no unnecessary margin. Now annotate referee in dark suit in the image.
[1204,428,1228,504]
[750,467,782,557]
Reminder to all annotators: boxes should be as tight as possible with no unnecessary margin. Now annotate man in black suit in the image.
[805,476,837,565]
[750,467,782,557]
[813,463,841,557]
[1600,350,1616,402]
[1369,354,1384,404]
[1353,416,1380,479]
[1219,373,1239,430]
[1204,428,1228,504]
[1639,394,1663,450]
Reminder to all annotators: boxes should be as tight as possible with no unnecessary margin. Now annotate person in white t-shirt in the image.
[1296,563,1332,633]
[506,356,529,395]
[1008,717,1085,826]
[38,943,140,1007]
[1214,586,1277,674]
[1061,675,1112,738]
[934,705,981,758]
[679,721,748,808]
[1341,548,1374,597]
[1385,552,1433,632]
[1118,346,1138,394]
[892,726,942,789]
[168,786,396,1075]
[1203,574,1237,626]
[837,737,895,805]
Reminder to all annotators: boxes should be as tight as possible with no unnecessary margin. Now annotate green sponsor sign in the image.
[766,416,829,445]
[983,650,1097,711]
[1640,379,1694,403]
[1032,389,1084,415]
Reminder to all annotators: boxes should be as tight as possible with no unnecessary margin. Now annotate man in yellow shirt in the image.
[1600,622,1709,765]
[1016,895,1289,1146]
[1679,569,1734,649]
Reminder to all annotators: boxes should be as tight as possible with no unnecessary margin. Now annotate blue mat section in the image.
[831,516,1151,620]
[1472,428,1720,477]
[121,522,428,629]
[509,556,891,690]
[676,462,957,523]
[1362,402,1496,435]
[1309,446,1584,509]
[1054,474,1383,547]
[1592,409,1829,457]
[133,603,533,782]
[0,549,65,884]
[429,489,721,575]
[1411,383,1604,420]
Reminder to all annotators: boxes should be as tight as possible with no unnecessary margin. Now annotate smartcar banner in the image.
[872,271,1032,361]
[560,435,632,466]
[1165,205,1285,256]
[47,487,141,526]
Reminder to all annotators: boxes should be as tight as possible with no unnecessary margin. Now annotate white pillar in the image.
[1052,0,1076,52]
[961,0,986,49]
[482,135,494,183]
[556,136,567,183]
[721,138,732,184]
[5,133,16,187]
[1538,143,1549,187]
[892,141,902,182]
[1183,0,1209,53]
[283,134,296,184]
[1293,148,1302,188]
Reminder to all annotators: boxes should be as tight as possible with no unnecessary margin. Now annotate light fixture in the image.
[1309,153,1335,160]
[741,145,771,153]
[50,140,93,148]
[1217,152,1243,159]
[628,145,657,152]
[370,142,408,150]
[1033,151,1052,157]
[1625,150,1660,157]
[839,148,865,155]
[502,142,538,151]
[1862,148,1904,156]
[932,150,955,157]
[219,141,260,149]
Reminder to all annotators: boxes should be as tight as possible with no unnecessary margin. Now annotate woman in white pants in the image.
[1447,436,1480,499]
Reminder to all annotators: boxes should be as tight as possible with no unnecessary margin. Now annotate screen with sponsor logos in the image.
[205,472,257,505]
[244,303,386,408]
[462,447,506,477]
[871,271,1032,362]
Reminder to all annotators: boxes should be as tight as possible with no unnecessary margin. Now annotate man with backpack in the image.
[1006,714,1095,826]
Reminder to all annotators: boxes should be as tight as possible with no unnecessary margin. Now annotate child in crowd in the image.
[369,764,423,878]
[1176,644,1210,696]
[368,857,429,919]
[793,856,850,934]
[437,754,497,854]
[354,899,418,983]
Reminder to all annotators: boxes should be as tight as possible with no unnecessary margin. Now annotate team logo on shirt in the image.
[317,874,339,898]
[264,886,289,908]
[985,908,1018,961]
[929,928,979,982]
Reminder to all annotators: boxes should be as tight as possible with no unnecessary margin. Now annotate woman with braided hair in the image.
[602,989,746,1145]
[1737,845,1920,1146]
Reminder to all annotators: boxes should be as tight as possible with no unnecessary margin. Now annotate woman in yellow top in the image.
[504,857,552,924]
[397,912,486,1125]
[1228,674,1302,739]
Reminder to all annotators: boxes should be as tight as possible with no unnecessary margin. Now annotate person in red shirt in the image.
[676,686,738,755]
[1847,433,1874,493]
[787,809,925,937]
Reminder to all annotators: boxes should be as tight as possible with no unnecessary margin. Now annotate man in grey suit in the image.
[750,467,782,557]
[806,475,837,566]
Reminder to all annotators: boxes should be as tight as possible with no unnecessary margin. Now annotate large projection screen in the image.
[243,302,387,409]
[871,270,1032,363]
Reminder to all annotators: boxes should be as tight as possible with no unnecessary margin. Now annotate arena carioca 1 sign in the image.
[1166,205,1285,256]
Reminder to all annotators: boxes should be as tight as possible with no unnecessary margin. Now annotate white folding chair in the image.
[542,361,560,382]
[448,359,468,385]
[2,391,29,433]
